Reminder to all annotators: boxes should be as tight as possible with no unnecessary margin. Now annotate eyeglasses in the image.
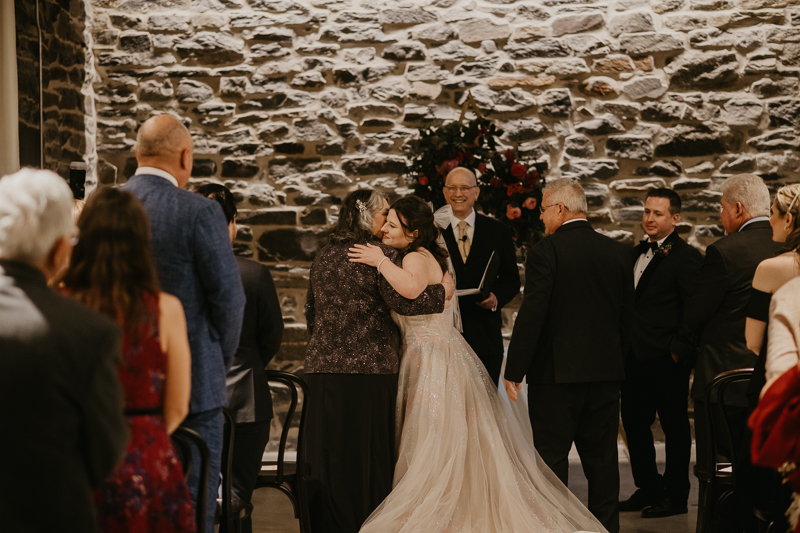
[444,186,477,193]
[539,203,562,214]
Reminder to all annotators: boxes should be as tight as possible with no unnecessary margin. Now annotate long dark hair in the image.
[391,196,449,273]
[330,189,386,244]
[63,188,161,337]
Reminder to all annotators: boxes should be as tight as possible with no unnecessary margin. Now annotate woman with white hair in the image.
[304,189,451,533]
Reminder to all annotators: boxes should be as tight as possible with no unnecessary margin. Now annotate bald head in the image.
[443,166,480,219]
[135,115,194,187]
[445,167,477,187]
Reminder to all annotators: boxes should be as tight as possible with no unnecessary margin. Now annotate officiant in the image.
[440,167,521,386]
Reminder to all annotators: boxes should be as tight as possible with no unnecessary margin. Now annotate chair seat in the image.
[260,461,297,478]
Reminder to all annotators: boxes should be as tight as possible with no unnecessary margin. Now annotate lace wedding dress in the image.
[359,309,607,533]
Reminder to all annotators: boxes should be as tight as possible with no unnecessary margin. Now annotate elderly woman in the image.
[305,189,452,533]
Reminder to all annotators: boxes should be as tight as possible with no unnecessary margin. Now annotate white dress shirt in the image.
[135,166,179,187]
[634,232,671,288]
[449,208,476,242]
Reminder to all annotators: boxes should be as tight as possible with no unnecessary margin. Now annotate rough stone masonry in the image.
[84,0,800,338]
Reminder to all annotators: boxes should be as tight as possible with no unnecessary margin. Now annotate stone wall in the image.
[86,0,800,343]
[15,0,88,178]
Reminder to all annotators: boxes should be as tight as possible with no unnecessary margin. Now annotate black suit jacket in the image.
[227,257,284,424]
[442,213,520,360]
[0,260,129,533]
[630,231,703,362]
[681,220,781,400]
[505,220,634,384]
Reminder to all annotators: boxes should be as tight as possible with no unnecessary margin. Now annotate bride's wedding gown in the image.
[359,309,607,533]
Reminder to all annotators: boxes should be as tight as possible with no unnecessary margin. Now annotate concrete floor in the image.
[249,442,699,533]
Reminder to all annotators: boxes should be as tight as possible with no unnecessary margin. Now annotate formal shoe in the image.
[619,489,663,512]
[641,496,688,518]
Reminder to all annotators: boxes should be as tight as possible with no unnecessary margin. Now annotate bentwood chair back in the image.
[698,368,754,533]
[171,426,210,533]
[255,370,310,533]
[216,407,246,533]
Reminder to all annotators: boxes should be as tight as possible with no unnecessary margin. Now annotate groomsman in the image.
[619,189,702,518]
[440,167,520,386]
[505,178,634,533]
[677,174,780,514]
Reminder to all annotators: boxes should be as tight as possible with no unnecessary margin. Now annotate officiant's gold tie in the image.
[457,220,470,262]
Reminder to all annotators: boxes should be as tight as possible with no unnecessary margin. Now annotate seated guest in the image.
[197,183,284,533]
[63,187,196,532]
[0,169,129,532]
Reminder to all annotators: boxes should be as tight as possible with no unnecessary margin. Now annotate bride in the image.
[348,195,606,533]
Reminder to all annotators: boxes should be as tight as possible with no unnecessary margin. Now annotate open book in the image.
[456,250,500,300]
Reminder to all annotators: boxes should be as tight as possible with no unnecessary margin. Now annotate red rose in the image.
[419,176,429,186]
[506,205,522,220]
[478,162,487,174]
[522,197,538,210]
[490,177,502,188]
[511,164,526,179]
[507,183,525,197]
[455,152,464,163]
[504,149,516,162]
[525,171,540,188]
[445,159,458,171]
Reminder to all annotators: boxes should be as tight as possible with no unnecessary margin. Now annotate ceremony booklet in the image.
[456,250,500,300]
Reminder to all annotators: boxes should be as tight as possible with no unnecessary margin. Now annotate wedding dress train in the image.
[359,309,607,533]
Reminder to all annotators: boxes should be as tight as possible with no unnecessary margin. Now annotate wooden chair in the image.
[255,371,310,533]
[171,426,210,533]
[697,368,754,533]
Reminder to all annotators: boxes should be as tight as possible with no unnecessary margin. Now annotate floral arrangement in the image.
[405,115,546,249]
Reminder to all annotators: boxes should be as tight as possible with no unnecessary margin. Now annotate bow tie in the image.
[641,240,659,252]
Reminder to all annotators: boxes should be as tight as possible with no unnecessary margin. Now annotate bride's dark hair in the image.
[391,196,449,273]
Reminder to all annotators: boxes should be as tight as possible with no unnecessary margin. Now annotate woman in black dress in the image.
[304,190,452,533]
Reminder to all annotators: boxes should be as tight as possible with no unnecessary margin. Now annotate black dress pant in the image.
[621,354,691,503]
[528,381,621,533]
[228,419,271,533]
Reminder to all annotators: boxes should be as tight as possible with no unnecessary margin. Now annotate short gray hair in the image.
[721,174,770,218]
[543,178,588,214]
[0,168,75,264]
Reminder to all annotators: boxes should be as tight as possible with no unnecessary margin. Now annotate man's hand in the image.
[442,271,456,301]
[504,379,521,402]
[477,292,497,310]
[671,353,679,363]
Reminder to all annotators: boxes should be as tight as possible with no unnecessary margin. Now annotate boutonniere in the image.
[655,242,673,257]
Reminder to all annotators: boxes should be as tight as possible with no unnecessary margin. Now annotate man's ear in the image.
[180,148,192,170]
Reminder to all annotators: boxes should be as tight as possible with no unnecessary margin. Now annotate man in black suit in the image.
[198,183,284,533]
[619,189,702,518]
[0,169,129,532]
[678,174,780,516]
[504,178,634,533]
[441,167,520,386]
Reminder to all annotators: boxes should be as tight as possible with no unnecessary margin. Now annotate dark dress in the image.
[739,288,791,533]
[93,292,195,533]
[304,238,445,533]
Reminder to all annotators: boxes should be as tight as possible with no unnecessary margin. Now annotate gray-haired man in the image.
[678,173,780,528]
[0,169,128,532]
